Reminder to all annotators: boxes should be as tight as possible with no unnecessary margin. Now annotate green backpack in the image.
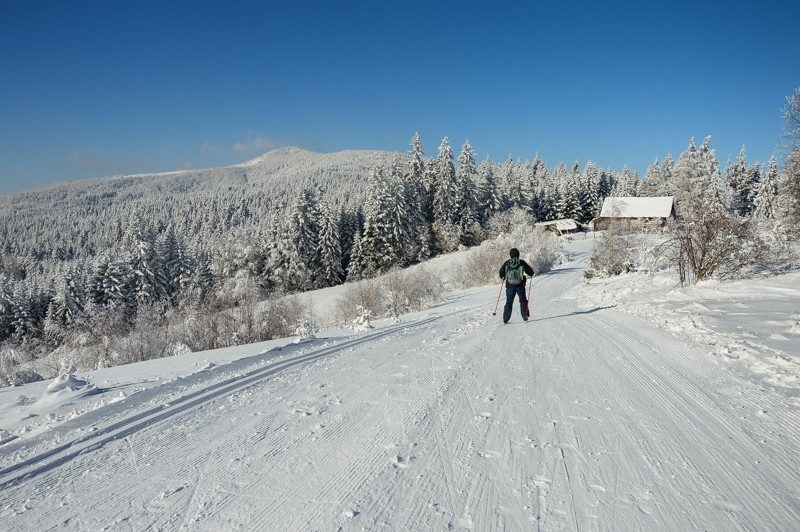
[506,257,523,285]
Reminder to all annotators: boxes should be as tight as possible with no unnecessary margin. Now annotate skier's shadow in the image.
[529,305,616,321]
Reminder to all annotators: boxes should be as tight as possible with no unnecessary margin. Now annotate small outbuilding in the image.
[534,218,582,235]
[591,196,675,231]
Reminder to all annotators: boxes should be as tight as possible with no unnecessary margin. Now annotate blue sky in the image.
[1,1,798,194]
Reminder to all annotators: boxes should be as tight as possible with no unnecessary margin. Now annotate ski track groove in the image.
[4,253,800,530]
[555,307,800,530]
[1,318,441,530]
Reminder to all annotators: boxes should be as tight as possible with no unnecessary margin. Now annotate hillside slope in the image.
[1,240,798,530]
[0,146,396,213]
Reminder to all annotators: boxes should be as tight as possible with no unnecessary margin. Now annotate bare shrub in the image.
[383,266,445,318]
[334,278,384,323]
[0,345,43,386]
[486,208,536,235]
[113,304,172,364]
[460,242,501,287]
[458,225,565,288]
[653,199,767,285]
[526,231,567,274]
[584,221,635,279]
[267,295,309,338]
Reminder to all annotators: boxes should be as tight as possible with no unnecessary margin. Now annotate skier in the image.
[499,247,534,324]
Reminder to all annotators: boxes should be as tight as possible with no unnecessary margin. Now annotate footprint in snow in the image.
[392,455,415,469]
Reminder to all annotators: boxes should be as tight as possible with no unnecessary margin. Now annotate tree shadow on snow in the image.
[529,305,616,322]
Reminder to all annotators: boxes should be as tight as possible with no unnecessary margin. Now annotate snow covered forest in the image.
[1,88,800,386]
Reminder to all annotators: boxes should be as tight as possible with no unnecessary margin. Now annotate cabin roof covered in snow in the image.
[598,196,674,218]
[534,218,580,231]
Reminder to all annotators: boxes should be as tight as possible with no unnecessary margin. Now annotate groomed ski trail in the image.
[2,248,798,531]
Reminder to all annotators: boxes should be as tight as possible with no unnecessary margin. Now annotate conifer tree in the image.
[44,269,85,343]
[781,147,800,231]
[477,156,504,223]
[640,159,664,197]
[316,199,344,287]
[338,207,363,276]
[432,138,459,252]
[611,166,637,197]
[455,141,479,246]
[558,164,583,221]
[433,138,457,224]
[291,188,321,279]
[406,134,431,261]
[360,166,396,276]
[346,231,365,282]
[661,154,677,197]
[582,161,602,222]
[269,215,308,293]
[675,136,712,218]
[0,274,14,341]
[726,146,757,216]
[192,245,216,304]
[550,164,570,219]
[159,226,193,304]
[408,133,429,221]
[388,158,415,265]
[754,155,780,220]
[125,220,168,306]
[501,155,525,210]
[87,253,114,306]
[11,284,38,343]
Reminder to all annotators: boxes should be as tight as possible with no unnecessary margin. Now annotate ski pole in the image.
[526,274,533,317]
[492,280,504,315]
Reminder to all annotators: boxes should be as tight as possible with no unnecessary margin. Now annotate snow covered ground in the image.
[1,238,798,530]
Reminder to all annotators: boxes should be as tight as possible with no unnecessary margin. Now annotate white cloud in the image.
[65,151,114,174]
[233,134,276,154]
[200,142,223,155]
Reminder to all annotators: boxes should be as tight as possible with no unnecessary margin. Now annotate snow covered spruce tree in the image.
[159,226,194,305]
[270,190,317,293]
[639,159,665,197]
[407,133,433,262]
[780,88,800,234]
[454,140,480,247]
[316,199,344,288]
[754,155,780,220]
[432,137,459,252]
[359,166,398,277]
[673,136,727,218]
[476,155,505,224]
[125,219,169,307]
[43,269,86,345]
[581,161,603,222]
[725,146,759,216]
[781,147,800,232]
[0,275,14,342]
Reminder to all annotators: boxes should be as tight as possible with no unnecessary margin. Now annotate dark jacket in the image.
[500,259,535,287]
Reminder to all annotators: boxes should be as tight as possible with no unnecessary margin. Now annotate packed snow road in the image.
[2,248,799,531]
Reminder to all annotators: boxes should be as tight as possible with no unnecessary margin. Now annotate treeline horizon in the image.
[1,131,796,385]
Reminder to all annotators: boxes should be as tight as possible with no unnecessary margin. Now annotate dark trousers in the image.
[503,284,528,322]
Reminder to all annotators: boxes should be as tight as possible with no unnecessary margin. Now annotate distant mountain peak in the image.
[238,146,318,167]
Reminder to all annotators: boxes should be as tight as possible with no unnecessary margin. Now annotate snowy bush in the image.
[584,222,636,279]
[351,305,373,331]
[458,225,565,287]
[485,208,536,236]
[334,278,384,323]
[653,200,770,285]
[0,345,42,386]
[383,267,445,319]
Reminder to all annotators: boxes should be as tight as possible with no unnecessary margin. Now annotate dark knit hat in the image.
[510,248,520,258]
